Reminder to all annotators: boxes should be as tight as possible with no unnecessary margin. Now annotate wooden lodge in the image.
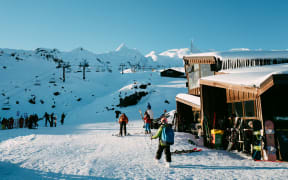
[175,50,288,161]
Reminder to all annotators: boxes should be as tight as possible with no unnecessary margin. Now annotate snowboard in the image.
[139,109,144,120]
[265,120,277,161]
[252,120,262,160]
[139,109,145,127]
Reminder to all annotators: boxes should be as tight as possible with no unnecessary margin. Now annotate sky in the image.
[0,0,287,54]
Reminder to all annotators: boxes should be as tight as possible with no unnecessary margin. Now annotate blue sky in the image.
[0,0,287,54]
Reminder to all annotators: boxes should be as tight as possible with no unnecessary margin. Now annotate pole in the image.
[83,66,85,80]
[63,66,65,82]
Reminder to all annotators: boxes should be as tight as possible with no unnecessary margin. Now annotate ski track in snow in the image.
[1,121,288,180]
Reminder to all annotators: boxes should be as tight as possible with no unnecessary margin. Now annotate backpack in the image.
[161,125,174,145]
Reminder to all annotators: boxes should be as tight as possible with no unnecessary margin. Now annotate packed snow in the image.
[1,47,288,179]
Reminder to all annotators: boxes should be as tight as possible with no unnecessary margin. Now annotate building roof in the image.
[176,93,200,108]
[185,50,288,61]
[200,63,288,92]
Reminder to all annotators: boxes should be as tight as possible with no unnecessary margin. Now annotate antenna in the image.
[190,40,194,53]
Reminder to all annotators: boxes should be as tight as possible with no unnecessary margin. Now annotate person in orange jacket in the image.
[119,113,128,136]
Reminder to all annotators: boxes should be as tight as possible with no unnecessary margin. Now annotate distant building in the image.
[160,68,186,78]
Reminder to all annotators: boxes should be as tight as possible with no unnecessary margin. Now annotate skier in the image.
[151,117,172,167]
[9,117,14,129]
[44,112,49,127]
[54,115,57,127]
[50,113,54,127]
[118,113,128,136]
[28,115,33,129]
[34,114,39,128]
[146,103,154,128]
[19,116,24,128]
[1,118,6,129]
[115,110,121,123]
[61,113,66,125]
[144,111,151,134]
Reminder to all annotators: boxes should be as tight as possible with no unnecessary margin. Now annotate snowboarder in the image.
[144,111,151,134]
[118,113,128,136]
[151,117,172,167]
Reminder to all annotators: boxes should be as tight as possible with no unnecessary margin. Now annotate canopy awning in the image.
[176,93,201,109]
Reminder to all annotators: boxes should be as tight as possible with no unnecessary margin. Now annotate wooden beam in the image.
[183,56,216,64]
[258,75,274,95]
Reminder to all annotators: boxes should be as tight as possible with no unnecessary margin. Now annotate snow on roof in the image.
[186,50,288,61]
[202,63,288,88]
[160,67,185,73]
[176,93,200,107]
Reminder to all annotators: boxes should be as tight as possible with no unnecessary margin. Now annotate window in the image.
[227,103,233,115]
[234,102,243,117]
[200,64,214,77]
[244,101,255,117]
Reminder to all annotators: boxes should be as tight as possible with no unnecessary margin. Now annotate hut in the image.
[160,68,186,78]
[175,50,288,161]
[200,64,288,160]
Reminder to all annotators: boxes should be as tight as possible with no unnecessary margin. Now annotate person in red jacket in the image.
[119,113,128,136]
[144,111,151,134]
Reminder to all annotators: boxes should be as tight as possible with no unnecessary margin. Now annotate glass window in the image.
[200,64,214,77]
[244,101,255,117]
[234,102,243,117]
[186,64,200,90]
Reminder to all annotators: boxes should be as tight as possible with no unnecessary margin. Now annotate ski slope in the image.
[1,121,288,179]
[1,47,288,179]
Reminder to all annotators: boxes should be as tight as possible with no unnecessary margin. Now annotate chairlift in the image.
[49,77,56,84]
[2,100,10,110]
[34,79,41,86]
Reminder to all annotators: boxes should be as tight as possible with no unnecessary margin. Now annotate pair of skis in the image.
[172,139,203,155]
[112,133,131,137]
[171,148,202,155]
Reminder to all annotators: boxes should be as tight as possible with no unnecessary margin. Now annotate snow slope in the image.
[1,121,288,180]
[1,47,288,179]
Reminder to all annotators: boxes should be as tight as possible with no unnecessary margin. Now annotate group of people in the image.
[1,113,39,129]
[117,103,173,167]
[1,112,66,130]
[44,112,66,127]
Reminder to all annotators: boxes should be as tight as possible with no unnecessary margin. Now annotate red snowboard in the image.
[265,120,277,161]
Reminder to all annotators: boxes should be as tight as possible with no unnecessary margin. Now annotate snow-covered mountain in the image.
[1,44,188,73]
[145,48,192,67]
[0,44,187,120]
